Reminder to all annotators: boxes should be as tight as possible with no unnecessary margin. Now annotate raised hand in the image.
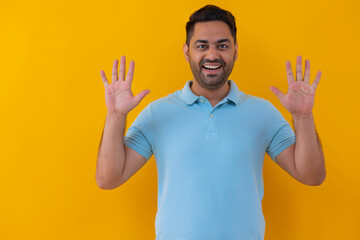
[100,56,150,116]
[270,55,322,117]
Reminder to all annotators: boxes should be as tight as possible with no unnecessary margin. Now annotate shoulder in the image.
[148,89,185,110]
[238,93,272,110]
[246,95,269,104]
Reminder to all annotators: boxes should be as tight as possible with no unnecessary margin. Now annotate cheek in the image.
[189,53,203,64]
[224,54,236,65]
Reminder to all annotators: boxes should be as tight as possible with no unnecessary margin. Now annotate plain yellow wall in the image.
[1,0,359,239]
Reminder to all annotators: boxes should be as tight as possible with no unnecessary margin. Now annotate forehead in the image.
[191,21,233,44]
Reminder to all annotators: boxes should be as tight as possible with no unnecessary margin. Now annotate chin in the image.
[198,77,227,90]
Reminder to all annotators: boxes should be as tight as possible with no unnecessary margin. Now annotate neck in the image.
[190,80,230,107]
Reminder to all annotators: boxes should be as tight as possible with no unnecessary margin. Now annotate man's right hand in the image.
[100,56,150,116]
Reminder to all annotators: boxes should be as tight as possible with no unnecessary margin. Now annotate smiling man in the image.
[96,4,326,240]
[185,20,237,108]
[186,21,236,90]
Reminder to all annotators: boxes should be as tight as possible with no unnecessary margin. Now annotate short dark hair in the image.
[185,5,237,46]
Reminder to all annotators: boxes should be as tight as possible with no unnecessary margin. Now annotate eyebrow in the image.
[194,38,231,44]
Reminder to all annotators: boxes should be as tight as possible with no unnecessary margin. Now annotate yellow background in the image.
[1,0,359,239]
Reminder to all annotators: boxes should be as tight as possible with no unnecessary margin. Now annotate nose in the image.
[205,45,219,61]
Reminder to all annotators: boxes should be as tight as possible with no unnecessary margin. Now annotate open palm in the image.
[100,56,150,115]
[270,55,322,116]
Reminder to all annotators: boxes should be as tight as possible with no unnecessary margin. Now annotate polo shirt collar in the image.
[181,80,244,105]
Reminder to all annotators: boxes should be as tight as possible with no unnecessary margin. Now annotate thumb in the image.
[133,89,150,106]
[270,86,286,103]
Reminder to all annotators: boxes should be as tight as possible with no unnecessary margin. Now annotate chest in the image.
[152,105,269,163]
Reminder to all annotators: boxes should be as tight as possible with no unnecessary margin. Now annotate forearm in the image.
[293,113,326,185]
[96,113,127,188]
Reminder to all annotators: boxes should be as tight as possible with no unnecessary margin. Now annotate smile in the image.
[202,64,222,74]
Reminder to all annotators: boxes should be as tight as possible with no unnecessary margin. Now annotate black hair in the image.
[185,4,237,46]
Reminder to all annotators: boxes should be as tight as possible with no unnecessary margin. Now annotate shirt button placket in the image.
[207,111,217,139]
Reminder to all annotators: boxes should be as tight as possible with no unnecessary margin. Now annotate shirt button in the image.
[210,114,214,118]
[200,99,204,103]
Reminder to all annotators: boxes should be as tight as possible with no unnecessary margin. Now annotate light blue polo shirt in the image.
[124,80,296,240]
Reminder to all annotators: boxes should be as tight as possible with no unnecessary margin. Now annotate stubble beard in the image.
[189,55,236,90]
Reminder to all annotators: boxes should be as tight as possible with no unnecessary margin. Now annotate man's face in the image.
[183,21,238,90]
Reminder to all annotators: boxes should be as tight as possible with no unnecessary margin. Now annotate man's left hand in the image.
[270,55,322,117]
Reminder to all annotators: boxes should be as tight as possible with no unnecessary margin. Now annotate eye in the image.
[197,44,208,50]
[218,44,228,49]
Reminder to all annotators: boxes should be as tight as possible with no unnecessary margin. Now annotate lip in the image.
[202,65,222,75]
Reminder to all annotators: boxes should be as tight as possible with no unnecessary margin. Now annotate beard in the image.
[189,55,236,90]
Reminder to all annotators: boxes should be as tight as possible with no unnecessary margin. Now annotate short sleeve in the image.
[265,101,296,163]
[123,104,153,161]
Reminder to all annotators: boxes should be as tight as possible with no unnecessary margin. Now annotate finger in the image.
[270,86,286,105]
[304,59,310,83]
[286,61,295,84]
[296,55,303,81]
[311,71,322,89]
[133,89,150,106]
[119,55,126,81]
[125,60,135,85]
[111,59,118,83]
[100,70,109,87]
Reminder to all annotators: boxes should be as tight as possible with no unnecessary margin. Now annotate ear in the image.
[183,43,189,62]
[234,42,238,60]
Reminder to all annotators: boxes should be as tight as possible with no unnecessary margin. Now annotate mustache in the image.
[200,59,225,66]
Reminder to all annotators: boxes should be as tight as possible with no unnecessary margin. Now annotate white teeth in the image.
[203,65,221,69]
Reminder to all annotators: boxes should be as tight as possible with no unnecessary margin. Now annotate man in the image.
[96,5,326,240]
